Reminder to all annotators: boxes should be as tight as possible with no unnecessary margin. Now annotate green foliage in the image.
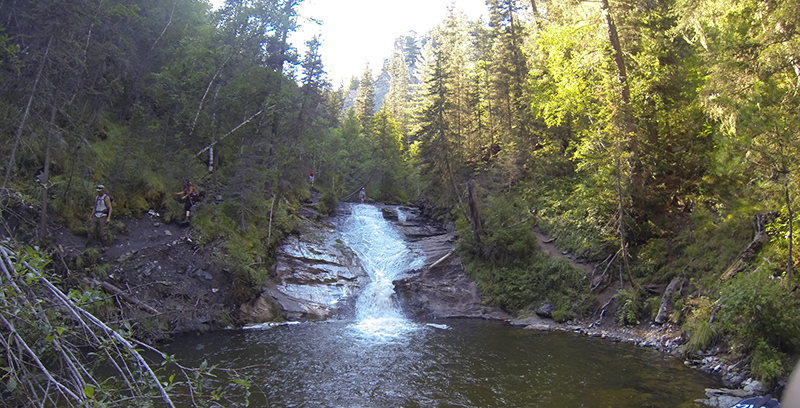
[717,268,800,354]
[680,207,756,281]
[685,320,718,354]
[644,295,662,321]
[458,191,537,263]
[751,339,786,387]
[614,288,643,326]
[318,188,339,216]
[682,296,720,354]
[463,250,587,312]
[552,309,574,323]
[523,180,616,260]
[0,243,247,407]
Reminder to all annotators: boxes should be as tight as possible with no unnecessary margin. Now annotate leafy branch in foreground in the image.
[0,242,250,407]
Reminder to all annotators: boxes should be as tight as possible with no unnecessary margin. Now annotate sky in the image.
[211,0,488,86]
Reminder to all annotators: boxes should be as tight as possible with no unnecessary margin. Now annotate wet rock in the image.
[380,207,399,221]
[511,316,555,331]
[697,388,751,408]
[244,215,367,323]
[742,378,767,395]
[722,371,747,388]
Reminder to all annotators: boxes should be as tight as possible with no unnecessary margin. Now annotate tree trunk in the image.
[3,36,51,190]
[786,183,793,286]
[599,0,640,191]
[467,180,485,248]
[266,0,297,189]
[530,0,541,28]
[39,107,56,241]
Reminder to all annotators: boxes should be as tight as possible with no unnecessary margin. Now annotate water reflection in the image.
[165,319,718,408]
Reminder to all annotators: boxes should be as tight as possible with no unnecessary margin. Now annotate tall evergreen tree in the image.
[354,66,376,134]
[415,43,462,210]
[384,38,412,143]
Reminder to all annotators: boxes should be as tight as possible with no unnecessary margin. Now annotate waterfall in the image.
[337,203,421,337]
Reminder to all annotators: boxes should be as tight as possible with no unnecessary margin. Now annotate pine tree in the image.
[384,37,413,146]
[415,44,461,209]
[354,66,376,134]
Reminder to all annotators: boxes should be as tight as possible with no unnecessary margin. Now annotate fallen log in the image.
[429,250,454,270]
[720,230,769,281]
[85,278,160,315]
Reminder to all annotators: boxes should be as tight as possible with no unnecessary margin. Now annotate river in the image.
[164,204,719,407]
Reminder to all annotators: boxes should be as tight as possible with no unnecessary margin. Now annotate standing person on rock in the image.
[175,177,198,223]
[359,187,366,203]
[87,184,112,251]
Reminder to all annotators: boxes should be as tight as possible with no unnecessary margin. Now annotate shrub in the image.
[681,296,720,354]
[751,339,785,386]
[552,309,573,323]
[464,251,587,312]
[614,288,642,326]
[684,320,718,354]
[644,295,662,321]
[318,189,339,216]
[717,268,800,353]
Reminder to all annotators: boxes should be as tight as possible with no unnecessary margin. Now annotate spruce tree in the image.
[354,66,376,134]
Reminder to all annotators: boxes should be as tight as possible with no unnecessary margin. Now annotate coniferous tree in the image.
[384,37,412,143]
[675,0,800,286]
[415,43,461,210]
[354,66,376,134]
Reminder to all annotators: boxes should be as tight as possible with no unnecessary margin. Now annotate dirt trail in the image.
[52,211,236,342]
[534,228,594,276]
[55,211,186,260]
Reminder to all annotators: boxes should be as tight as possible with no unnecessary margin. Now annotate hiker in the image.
[175,178,198,223]
[359,187,366,203]
[87,184,112,250]
[308,172,314,186]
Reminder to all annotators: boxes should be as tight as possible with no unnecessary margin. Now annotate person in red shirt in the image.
[175,178,198,223]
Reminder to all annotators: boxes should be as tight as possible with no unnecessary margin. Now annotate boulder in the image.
[535,302,557,318]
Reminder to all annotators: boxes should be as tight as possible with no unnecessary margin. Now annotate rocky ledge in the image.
[390,206,510,320]
[241,216,367,322]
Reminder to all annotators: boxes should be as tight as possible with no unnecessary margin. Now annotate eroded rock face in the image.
[392,206,511,321]
[248,219,369,322]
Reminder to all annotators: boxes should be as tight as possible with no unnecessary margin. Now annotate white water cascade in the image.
[337,203,422,338]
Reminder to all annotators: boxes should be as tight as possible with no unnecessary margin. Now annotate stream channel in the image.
[164,204,721,407]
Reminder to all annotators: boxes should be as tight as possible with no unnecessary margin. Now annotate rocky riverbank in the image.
[509,315,773,407]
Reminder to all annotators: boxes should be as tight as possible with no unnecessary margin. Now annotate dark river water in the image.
[164,319,719,407]
[163,204,719,407]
